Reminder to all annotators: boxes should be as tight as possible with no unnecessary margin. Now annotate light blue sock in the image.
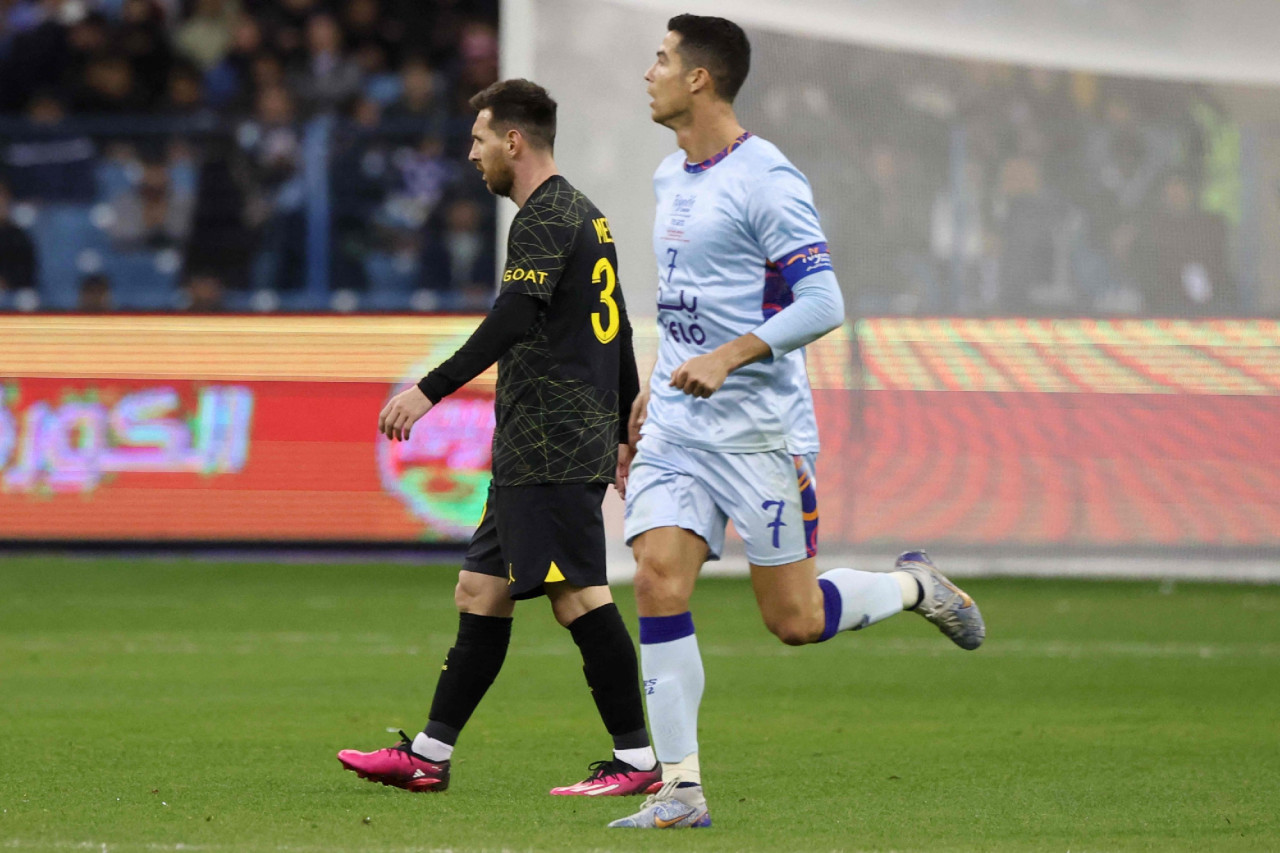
[817,568,903,640]
[638,612,703,764]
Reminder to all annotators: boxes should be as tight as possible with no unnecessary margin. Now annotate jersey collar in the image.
[683,131,753,174]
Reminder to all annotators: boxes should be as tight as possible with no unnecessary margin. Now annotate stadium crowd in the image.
[0,0,498,311]
[0,3,1257,316]
[750,39,1247,317]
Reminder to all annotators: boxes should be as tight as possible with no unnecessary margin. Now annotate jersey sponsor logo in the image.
[657,288,706,345]
[664,194,697,241]
[503,267,550,285]
[592,217,614,244]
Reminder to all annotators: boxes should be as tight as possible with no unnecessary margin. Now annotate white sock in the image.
[892,570,923,609]
[817,567,904,634]
[411,732,453,762]
[639,613,704,765]
[614,745,657,771]
[662,752,701,786]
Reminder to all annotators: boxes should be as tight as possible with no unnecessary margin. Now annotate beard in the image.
[483,161,515,198]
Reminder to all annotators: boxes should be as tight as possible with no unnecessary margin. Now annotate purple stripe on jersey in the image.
[762,262,792,320]
[795,456,819,558]
[775,242,833,287]
[639,612,696,644]
[818,578,841,642]
[684,131,753,174]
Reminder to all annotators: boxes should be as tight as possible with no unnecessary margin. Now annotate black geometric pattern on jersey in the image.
[492,175,635,486]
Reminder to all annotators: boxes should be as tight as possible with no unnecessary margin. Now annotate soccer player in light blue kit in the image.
[609,15,986,830]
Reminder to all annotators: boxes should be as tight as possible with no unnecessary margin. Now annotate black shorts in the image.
[462,482,609,600]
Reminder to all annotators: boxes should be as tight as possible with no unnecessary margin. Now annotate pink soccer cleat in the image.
[337,730,450,792]
[550,758,663,796]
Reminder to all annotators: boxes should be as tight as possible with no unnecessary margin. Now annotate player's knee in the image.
[454,578,480,611]
[454,572,508,615]
[633,562,689,612]
[764,612,823,646]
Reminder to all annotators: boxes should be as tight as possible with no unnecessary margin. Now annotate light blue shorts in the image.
[623,435,819,566]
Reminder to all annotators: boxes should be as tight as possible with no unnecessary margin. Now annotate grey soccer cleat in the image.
[607,779,711,829]
[895,550,985,650]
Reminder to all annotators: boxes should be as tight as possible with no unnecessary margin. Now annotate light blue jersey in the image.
[644,133,832,454]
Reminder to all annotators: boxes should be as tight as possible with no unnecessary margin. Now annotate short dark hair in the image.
[667,14,751,103]
[469,78,557,151]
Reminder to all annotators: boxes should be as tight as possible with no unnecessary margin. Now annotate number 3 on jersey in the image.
[591,257,619,343]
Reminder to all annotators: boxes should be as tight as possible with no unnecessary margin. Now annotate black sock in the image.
[567,603,649,752]
[424,612,512,746]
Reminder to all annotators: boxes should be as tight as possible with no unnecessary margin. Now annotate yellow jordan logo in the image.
[507,562,515,584]
[545,561,566,583]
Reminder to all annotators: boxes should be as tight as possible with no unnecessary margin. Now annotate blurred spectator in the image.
[858,141,935,313]
[0,181,37,295]
[993,155,1076,314]
[184,271,226,311]
[105,159,194,249]
[330,95,391,290]
[175,0,239,71]
[1084,92,1181,219]
[161,60,211,117]
[78,273,113,312]
[420,196,494,306]
[185,137,253,288]
[74,54,150,113]
[259,0,320,67]
[62,11,111,98]
[201,12,262,108]
[384,55,442,124]
[0,0,72,113]
[238,83,306,290]
[930,159,993,313]
[450,22,498,114]
[342,0,403,67]
[289,12,363,115]
[1140,174,1233,315]
[352,38,400,106]
[3,92,96,202]
[118,0,173,106]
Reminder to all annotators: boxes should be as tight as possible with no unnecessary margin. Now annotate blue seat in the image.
[362,289,414,311]
[29,204,106,309]
[94,162,134,202]
[101,252,179,310]
[364,251,419,295]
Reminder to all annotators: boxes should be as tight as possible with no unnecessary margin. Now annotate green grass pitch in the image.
[2,555,1278,852]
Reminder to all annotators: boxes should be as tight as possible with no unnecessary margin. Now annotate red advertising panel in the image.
[847,319,1280,548]
[2,316,1278,549]
[0,316,498,542]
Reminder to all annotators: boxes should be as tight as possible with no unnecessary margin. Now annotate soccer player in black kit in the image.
[338,79,661,798]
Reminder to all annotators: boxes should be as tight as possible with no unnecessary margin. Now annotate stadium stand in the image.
[0,0,498,312]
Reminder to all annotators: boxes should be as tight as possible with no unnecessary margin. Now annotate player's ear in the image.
[687,66,712,96]
[505,127,521,156]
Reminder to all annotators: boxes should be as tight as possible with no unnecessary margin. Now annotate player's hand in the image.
[378,386,434,441]
[628,388,649,447]
[615,442,634,499]
[670,352,731,398]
